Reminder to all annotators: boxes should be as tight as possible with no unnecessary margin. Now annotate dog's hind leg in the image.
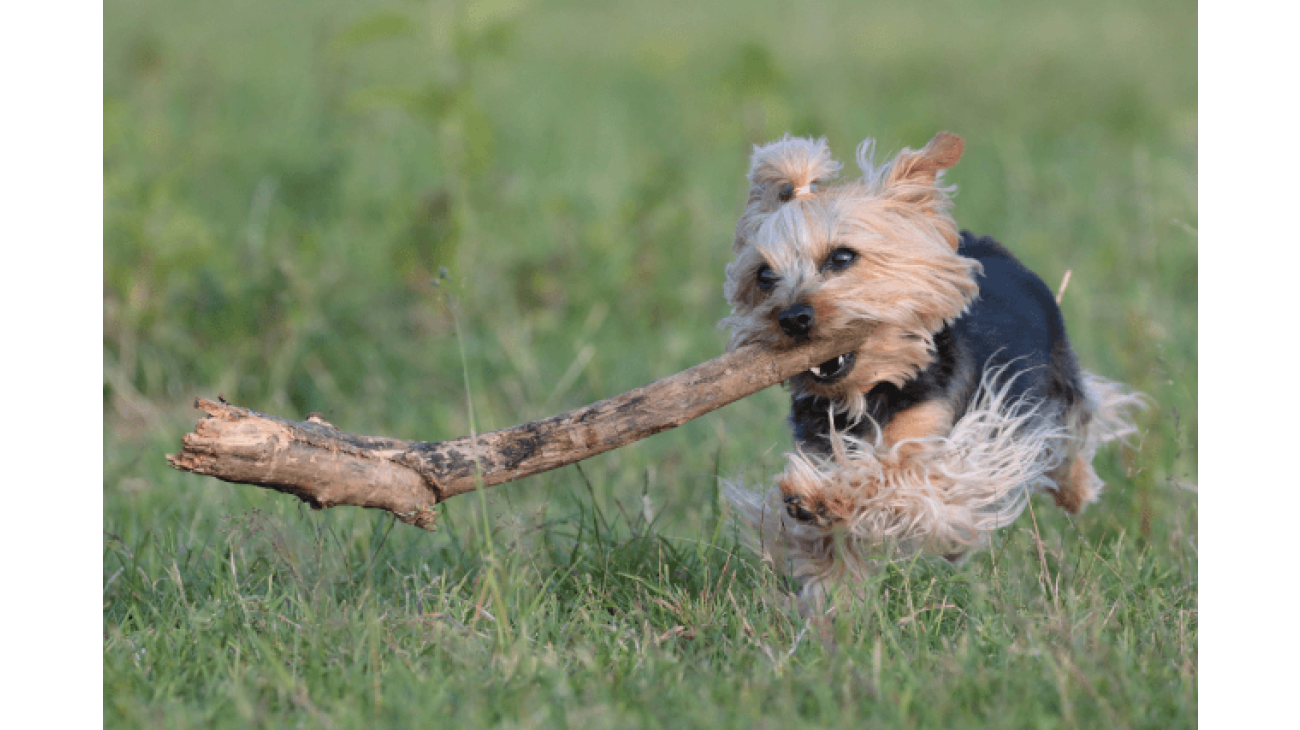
[1050,452,1100,514]
[1047,372,1145,514]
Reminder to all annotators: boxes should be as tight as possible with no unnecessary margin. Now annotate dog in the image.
[721,132,1144,603]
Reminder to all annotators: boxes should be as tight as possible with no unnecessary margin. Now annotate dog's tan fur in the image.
[722,134,980,422]
[721,132,1144,601]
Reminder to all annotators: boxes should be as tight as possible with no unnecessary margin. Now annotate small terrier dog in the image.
[722,132,1143,602]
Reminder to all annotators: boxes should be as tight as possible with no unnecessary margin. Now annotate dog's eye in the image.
[756,265,780,292]
[823,247,857,273]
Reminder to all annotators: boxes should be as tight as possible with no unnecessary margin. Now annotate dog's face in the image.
[722,133,981,417]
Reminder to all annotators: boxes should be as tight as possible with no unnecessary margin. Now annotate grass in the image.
[103,0,1197,726]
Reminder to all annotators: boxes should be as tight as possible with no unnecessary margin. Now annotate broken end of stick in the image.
[169,395,443,530]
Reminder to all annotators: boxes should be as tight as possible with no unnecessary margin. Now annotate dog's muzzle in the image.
[777,303,856,383]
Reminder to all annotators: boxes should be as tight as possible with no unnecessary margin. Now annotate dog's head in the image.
[721,132,981,418]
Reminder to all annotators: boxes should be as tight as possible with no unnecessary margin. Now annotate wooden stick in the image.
[167,329,868,529]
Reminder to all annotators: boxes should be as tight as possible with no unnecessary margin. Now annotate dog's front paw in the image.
[782,494,833,528]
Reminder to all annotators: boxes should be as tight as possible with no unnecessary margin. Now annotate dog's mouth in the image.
[806,352,856,384]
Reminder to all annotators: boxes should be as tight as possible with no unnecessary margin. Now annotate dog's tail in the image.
[1080,372,1146,449]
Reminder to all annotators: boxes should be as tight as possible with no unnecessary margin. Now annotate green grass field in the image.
[104,0,1197,726]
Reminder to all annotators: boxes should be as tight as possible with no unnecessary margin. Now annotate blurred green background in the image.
[104,0,1196,726]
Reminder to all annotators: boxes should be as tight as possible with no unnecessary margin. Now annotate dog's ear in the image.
[882,132,963,189]
[868,132,963,251]
[745,136,841,206]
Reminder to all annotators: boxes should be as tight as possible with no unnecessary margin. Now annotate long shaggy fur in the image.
[719,130,1145,601]
[726,368,1140,600]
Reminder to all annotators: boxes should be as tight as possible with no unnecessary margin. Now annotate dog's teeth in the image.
[835,355,845,366]
[810,366,823,376]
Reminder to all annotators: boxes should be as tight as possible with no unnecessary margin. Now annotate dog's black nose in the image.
[778,303,815,339]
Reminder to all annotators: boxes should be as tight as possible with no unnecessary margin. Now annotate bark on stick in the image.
[167,330,867,529]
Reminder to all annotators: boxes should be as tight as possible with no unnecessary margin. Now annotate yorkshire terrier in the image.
[722,132,1144,603]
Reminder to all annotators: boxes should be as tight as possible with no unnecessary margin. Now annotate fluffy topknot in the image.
[734,136,841,251]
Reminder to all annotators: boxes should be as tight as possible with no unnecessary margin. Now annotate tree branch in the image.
[167,330,868,529]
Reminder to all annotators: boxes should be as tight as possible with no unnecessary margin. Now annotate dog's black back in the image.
[791,231,1087,453]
